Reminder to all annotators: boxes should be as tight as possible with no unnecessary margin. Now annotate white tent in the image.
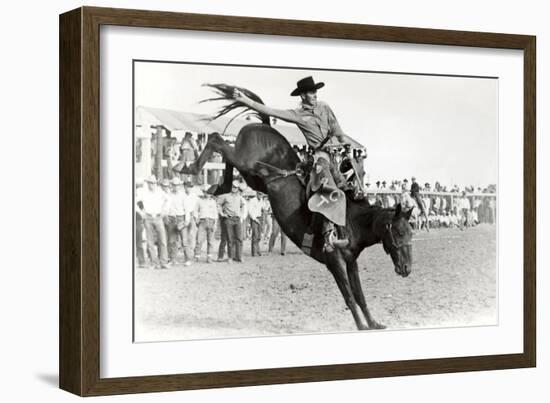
[136,105,366,148]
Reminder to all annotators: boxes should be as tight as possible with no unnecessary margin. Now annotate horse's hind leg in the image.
[346,259,385,329]
[325,252,369,330]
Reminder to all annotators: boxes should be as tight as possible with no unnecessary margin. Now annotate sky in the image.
[134,60,498,188]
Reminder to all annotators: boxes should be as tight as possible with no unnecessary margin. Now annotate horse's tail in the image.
[200,83,271,126]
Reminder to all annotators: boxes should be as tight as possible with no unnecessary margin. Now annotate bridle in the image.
[382,222,411,255]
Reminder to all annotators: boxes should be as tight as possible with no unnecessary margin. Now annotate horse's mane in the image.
[201,83,300,172]
[348,199,396,230]
[200,83,271,126]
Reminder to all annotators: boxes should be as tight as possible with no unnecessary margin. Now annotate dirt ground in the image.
[134,224,497,342]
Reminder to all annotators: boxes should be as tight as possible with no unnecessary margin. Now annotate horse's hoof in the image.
[370,321,386,330]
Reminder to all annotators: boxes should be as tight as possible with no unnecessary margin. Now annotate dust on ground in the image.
[135,225,497,341]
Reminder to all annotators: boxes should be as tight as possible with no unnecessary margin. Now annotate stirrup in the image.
[333,238,350,248]
[322,229,335,253]
[323,229,349,253]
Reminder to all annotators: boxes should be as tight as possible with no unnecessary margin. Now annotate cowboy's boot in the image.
[322,220,349,253]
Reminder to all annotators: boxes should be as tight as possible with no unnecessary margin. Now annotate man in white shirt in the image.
[164,177,184,263]
[260,195,272,241]
[239,185,250,241]
[459,192,471,228]
[135,180,147,267]
[137,175,169,269]
[247,192,264,257]
[181,181,199,266]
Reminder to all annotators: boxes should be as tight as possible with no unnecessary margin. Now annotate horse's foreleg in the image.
[346,259,385,329]
[326,252,369,330]
[214,159,234,195]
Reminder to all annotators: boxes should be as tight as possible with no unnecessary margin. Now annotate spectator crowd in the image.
[364,177,497,231]
[135,176,287,270]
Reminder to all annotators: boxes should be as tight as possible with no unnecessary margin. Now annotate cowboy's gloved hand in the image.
[232,88,245,102]
[233,89,253,107]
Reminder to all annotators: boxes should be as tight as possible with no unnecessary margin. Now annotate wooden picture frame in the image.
[59,6,536,396]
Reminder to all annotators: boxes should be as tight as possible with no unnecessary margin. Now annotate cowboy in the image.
[160,178,171,195]
[135,180,147,267]
[137,175,170,269]
[217,181,246,262]
[410,176,429,232]
[165,177,186,263]
[181,181,199,266]
[233,76,351,252]
[194,188,218,263]
[247,191,264,257]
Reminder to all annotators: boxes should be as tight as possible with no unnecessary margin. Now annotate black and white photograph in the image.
[133,60,498,342]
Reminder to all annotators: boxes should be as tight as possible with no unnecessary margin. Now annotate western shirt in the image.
[247,197,263,222]
[182,192,200,221]
[140,189,168,216]
[166,191,187,216]
[249,100,345,148]
[197,197,219,220]
[217,193,245,218]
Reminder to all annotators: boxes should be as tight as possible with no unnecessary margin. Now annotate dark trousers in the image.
[217,215,231,259]
[250,220,261,256]
[225,216,243,261]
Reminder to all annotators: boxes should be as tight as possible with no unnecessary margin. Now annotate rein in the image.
[256,161,297,185]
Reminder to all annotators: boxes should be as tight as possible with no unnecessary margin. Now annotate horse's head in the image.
[382,204,414,277]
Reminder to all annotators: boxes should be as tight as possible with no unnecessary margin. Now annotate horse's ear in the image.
[394,203,402,218]
[404,207,413,220]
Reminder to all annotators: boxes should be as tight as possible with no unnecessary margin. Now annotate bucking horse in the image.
[176,84,414,330]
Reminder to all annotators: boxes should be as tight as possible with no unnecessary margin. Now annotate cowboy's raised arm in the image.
[233,89,301,124]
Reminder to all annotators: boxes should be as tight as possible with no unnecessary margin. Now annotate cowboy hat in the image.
[290,76,325,96]
[144,175,158,183]
[171,177,183,186]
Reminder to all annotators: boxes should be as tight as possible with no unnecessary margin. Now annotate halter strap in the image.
[383,222,412,254]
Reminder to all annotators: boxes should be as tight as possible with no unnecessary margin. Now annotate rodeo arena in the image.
[134,104,498,341]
